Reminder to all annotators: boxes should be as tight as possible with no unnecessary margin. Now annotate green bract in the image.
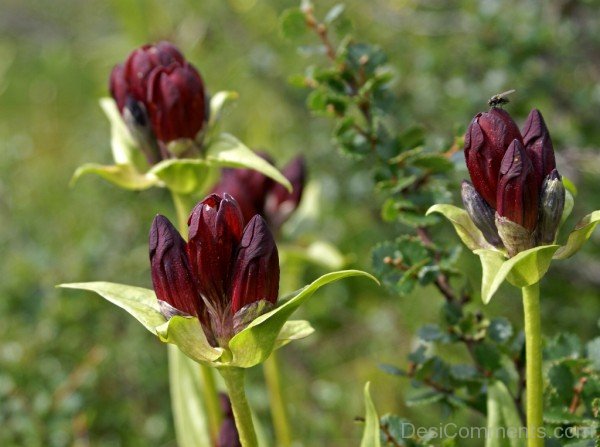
[71,96,292,194]
[427,204,600,304]
[59,270,375,368]
[360,382,381,447]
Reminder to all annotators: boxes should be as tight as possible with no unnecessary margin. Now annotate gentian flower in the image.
[462,108,565,256]
[110,41,207,162]
[211,154,306,230]
[149,193,279,347]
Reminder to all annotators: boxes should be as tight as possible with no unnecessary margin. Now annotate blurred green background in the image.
[1,0,600,445]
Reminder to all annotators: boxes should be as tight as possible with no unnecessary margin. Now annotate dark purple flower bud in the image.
[109,41,207,148]
[264,156,306,229]
[522,109,556,188]
[230,215,279,314]
[211,152,276,223]
[464,108,523,208]
[461,180,502,247]
[146,63,207,143]
[496,139,539,231]
[149,215,199,318]
[187,194,244,311]
[536,169,565,245]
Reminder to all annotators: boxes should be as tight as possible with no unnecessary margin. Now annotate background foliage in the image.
[1,0,600,446]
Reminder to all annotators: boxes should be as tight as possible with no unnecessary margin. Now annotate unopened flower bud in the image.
[536,169,565,245]
[461,180,502,247]
[464,108,523,208]
[496,139,539,231]
[495,214,535,258]
[522,109,556,187]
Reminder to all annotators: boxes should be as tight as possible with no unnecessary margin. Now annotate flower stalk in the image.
[522,282,543,447]
[263,352,292,447]
[218,367,258,447]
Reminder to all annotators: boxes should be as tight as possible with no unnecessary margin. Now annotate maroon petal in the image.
[149,215,199,317]
[230,215,279,314]
[146,63,207,143]
[187,194,244,310]
[496,140,539,230]
[109,64,128,112]
[522,109,556,188]
[264,155,306,229]
[464,108,523,208]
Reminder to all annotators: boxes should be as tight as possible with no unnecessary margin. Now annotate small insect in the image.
[488,89,516,108]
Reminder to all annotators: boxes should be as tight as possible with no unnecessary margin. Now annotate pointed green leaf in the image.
[554,210,600,259]
[273,320,314,350]
[70,163,158,190]
[148,159,215,195]
[486,381,525,447]
[475,245,559,304]
[278,241,346,270]
[59,282,164,334]
[206,133,292,192]
[360,382,381,447]
[228,270,377,367]
[157,316,224,364]
[208,91,239,129]
[99,97,148,171]
[426,204,495,251]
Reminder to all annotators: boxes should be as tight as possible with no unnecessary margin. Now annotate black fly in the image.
[488,89,516,108]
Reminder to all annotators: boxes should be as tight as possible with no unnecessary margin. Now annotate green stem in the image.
[219,367,258,447]
[170,191,223,444]
[522,282,543,447]
[263,352,292,447]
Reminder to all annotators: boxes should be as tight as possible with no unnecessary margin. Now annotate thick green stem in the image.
[219,367,258,447]
[522,282,543,447]
[263,352,292,447]
[170,191,222,444]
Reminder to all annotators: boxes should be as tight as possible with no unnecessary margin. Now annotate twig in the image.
[568,377,588,414]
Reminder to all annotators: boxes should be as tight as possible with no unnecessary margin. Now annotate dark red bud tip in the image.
[496,140,539,231]
[522,109,556,187]
[230,215,280,314]
[109,64,128,112]
[464,109,523,208]
[187,194,244,310]
[265,156,306,228]
[149,215,199,317]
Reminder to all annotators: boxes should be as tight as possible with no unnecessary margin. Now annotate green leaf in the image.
[168,346,212,447]
[427,204,495,251]
[272,320,315,350]
[278,241,346,271]
[405,390,444,407]
[586,337,600,370]
[58,282,165,334]
[228,270,377,368]
[324,4,345,24]
[486,381,526,447]
[70,163,158,190]
[99,97,148,171]
[148,159,215,195]
[547,364,575,404]
[554,210,600,259]
[205,133,292,192]
[208,91,238,130]
[156,316,224,364]
[411,153,454,173]
[280,8,307,40]
[360,382,381,447]
[475,245,559,304]
[488,318,514,343]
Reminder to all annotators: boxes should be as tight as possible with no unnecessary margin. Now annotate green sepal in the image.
[360,382,381,447]
[99,97,149,171]
[426,204,496,251]
[554,210,600,259]
[205,133,292,192]
[156,316,224,364]
[208,91,239,131]
[58,282,165,334]
[148,159,216,195]
[227,270,377,368]
[475,245,559,304]
[485,381,526,447]
[70,163,159,190]
[272,319,315,350]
